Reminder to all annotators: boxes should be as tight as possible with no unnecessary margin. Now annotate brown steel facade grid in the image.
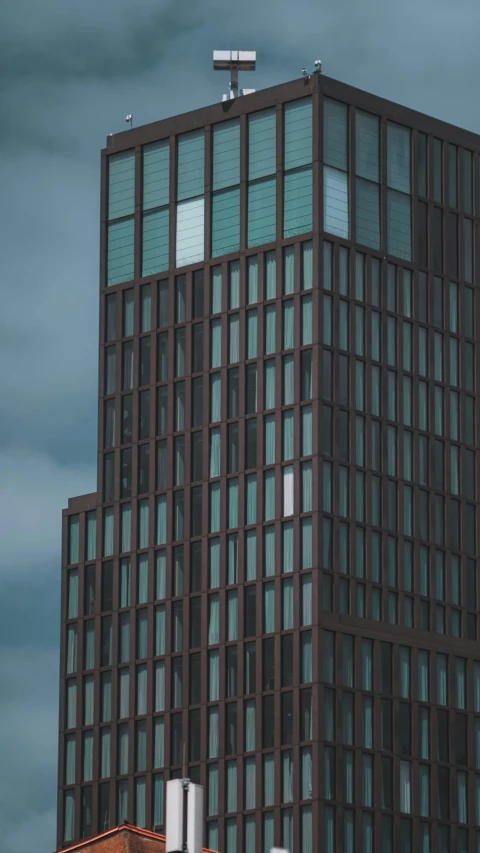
[58,72,480,853]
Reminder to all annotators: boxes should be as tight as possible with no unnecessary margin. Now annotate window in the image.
[265,304,276,354]
[247,309,258,358]
[355,111,380,248]
[245,474,257,525]
[284,98,313,237]
[67,569,79,619]
[69,515,80,565]
[142,141,169,275]
[324,99,349,238]
[176,130,204,266]
[246,418,257,469]
[105,346,116,396]
[191,430,203,482]
[229,315,240,363]
[387,123,411,260]
[283,354,294,404]
[228,478,239,529]
[107,152,135,285]
[246,364,258,413]
[210,317,222,368]
[248,108,276,246]
[212,119,240,257]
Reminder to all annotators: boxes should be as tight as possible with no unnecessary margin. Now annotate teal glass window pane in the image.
[302,406,312,456]
[264,583,275,633]
[324,166,348,239]
[229,314,240,363]
[387,190,411,261]
[86,514,97,562]
[302,517,313,568]
[177,130,204,201]
[143,141,169,210]
[283,300,294,349]
[249,108,276,179]
[284,167,312,238]
[264,470,276,521]
[210,428,221,477]
[176,198,204,267]
[108,218,134,286]
[356,112,379,182]
[265,360,276,409]
[301,806,312,853]
[210,483,221,533]
[283,355,294,405]
[302,461,313,512]
[283,246,294,294]
[284,98,312,170]
[248,178,276,248]
[356,179,380,250]
[109,151,135,220]
[324,99,348,171]
[211,266,222,314]
[211,319,222,368]
[263,812,274,851]
[302,295,312,344]
[210,373,221,422]
[69,516,80,564]
[245,815,255,852]
[156,496,167,545]
[387,124,411,193]
[228,478,239,529]
[153,775,164,825]
[226,818,237,852]
[213,119,240,190]
[247,257,258,304]
[247,310,258,359]
[265,251,276,299]
[229,260,240,308]
[212,188,240,258]
[209,538,220,587]
[142,209,169,276]
[283,522,293,572]
[324,805,335,853]
[246,475,257,525]
[246,530,257,580]
[264,526,275,576]
[283,410,294,460]
[265,305,276,355]
[302,241,313,290]
[264,414,276,464]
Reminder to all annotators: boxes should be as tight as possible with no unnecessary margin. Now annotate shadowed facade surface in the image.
[58,72,480,853]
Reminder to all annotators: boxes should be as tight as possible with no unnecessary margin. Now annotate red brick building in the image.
[60,824,216,853]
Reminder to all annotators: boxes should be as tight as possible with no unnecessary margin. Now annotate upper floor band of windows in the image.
[106,94,477,286]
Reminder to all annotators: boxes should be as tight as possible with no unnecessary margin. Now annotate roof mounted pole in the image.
[213,50,257,101]
[166,778,204,853]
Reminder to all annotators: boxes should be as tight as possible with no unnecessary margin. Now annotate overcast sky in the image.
[1,1,480,851]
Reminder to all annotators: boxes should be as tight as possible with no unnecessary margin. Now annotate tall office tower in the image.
[58,69,480,853]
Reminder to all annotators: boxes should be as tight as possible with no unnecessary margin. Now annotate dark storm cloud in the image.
[0,0,204,154]
[1,0,202,81]
[0,646,58,853]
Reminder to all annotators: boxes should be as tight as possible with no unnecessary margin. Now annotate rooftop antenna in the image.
[213,50,256,102]
[125,114,133,130]
[301,60,322,81]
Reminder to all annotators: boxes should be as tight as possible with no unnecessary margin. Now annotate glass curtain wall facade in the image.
[59,73,480,853]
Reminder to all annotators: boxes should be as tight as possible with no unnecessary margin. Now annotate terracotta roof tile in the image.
[60,824,217,853]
